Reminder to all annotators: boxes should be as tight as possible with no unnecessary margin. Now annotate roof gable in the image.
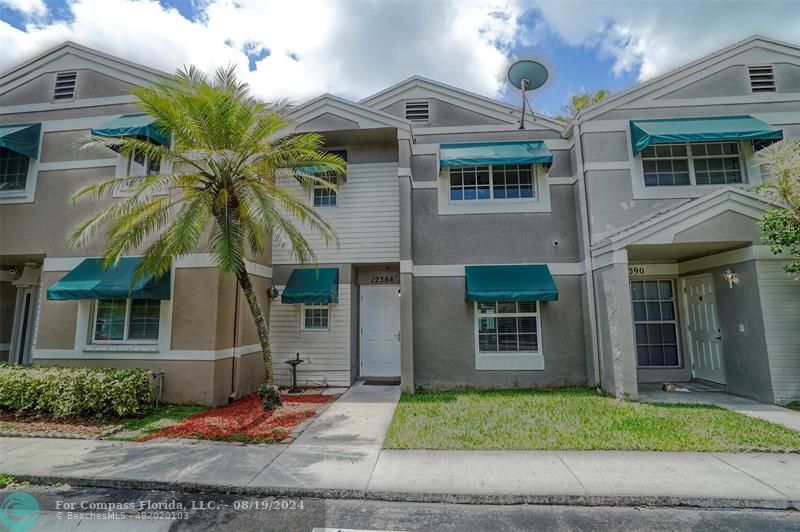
[0,41,169,97]
[288,94,413,135]
[572,35,800,124]
[360,76,562,132]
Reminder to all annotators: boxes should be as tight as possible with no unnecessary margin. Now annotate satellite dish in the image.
[507,59,549,129]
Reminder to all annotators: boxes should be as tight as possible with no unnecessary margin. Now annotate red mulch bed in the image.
[139,393,333,444]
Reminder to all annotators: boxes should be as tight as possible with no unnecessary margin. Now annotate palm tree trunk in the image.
[235,268,273,384]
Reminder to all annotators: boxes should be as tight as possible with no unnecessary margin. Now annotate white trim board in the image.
[408,262,586,277]
[1,95,138,115]
[32,344,262,361]
[43,254,273,279]
[38,159,117,171]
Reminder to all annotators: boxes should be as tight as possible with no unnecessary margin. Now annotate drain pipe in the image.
[228,278,241,403]
[573,120,602,389]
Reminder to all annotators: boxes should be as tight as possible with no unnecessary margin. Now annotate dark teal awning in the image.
[0,123,41,159]
[630,115,783,155]
[440,141,552,167]
[281,268,339,304]
[465,265,558,302]
[296,150,347,175]
[47,257,171,301]
[91,114,170,146]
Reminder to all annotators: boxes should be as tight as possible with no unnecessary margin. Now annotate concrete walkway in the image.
[1,382,799,509]
[638,383,800,432]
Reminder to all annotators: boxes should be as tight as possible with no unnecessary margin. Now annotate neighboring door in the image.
[9,286,36,365]
[360,285,401,377]
[683,275,726,384]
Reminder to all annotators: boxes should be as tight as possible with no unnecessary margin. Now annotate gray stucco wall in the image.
[381,98,507,127]
[412,275,586,390]
[581,132,629,163]
[775,62,800,93]
[662,66,751,99]
[1,69,135,106]
[411,186,581,264]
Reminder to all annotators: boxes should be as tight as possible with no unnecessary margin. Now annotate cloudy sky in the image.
[1,0,799,116]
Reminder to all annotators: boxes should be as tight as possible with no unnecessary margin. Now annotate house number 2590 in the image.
[371,275,396,284]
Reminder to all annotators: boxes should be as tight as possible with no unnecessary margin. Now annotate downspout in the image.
[573,121,602,389]
[229,278,241,403]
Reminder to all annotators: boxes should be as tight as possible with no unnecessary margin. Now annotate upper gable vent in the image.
[748,65,776,93]
[405,100,430,122]
[53,71,78,100]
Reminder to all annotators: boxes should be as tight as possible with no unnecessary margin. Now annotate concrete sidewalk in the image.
[0,383,798,510]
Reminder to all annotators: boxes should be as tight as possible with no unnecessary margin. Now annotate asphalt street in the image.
[3,485,799,532]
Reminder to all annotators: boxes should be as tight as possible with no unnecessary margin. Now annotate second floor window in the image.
[313,174,338,207]
[449,164,535,201]
[641,142,743,187]
[0,147,30,191]
[127,149,160,177]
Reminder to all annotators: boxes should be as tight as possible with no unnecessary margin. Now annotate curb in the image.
[8,474,799,511]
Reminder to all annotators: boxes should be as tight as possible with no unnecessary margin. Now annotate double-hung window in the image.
[312,174,338,207]
[302,303,329,330]
[449,164,535,201]
[474,301,543,371]
[641,142,743,187]
[92,299,161,343]
[631,280,679,367]
[0,147,30,192]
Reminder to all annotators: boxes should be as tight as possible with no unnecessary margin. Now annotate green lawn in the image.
[385,388,800,452]
[109,404,208,441]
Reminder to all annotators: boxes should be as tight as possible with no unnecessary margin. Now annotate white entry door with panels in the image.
[360,285,401,377]
[683,274,726,384]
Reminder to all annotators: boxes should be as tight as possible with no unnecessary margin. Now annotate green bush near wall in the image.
[0,365,153,419]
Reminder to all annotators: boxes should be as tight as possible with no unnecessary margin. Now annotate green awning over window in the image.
[281,268,339,304]
[47,257,171,301]
[440,141,552,167]
[0,123,41,159]
[91,114,170,147]
[465,265,558,302]
[630,115,783,155]
[296,150,347,175]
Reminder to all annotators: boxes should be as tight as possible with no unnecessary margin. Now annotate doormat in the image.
[363,378,400,386]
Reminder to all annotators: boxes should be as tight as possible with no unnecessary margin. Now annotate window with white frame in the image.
[0,147,30,191]
[312,174,337,207]
[92,299,161,343]
[450,164,535,201]
[631,280,680,367]
[476,301,539,353]
[126,149,161,177]
[302,303,329,330]
[641,142,743,187]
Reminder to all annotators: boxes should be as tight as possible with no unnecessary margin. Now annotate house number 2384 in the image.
[371,275,396,284]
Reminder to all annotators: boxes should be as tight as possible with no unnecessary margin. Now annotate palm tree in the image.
[753,138,800,275]
[555,89,611,123]
[68,66,346,406]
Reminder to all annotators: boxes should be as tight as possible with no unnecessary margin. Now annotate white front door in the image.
[683,275,726,384]
[360,285,401,377]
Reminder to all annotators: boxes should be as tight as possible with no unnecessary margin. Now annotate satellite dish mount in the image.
[507,59,549,130]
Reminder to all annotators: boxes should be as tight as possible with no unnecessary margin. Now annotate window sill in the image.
[476,352,544,371]
[84,345,159,353]
[633,183,747,200]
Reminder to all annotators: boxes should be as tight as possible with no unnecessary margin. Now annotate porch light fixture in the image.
[267,286,280,299]
[397,288,401,298]
[721,268,739,289]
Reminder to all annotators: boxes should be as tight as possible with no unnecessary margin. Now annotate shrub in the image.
[0,365,152,419]
[257,383,282,411]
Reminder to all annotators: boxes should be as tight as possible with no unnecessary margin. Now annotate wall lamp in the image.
[267,286,280,299]
[721,268,739,289]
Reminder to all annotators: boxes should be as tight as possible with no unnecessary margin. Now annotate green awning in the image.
[465,265,558,302]
[630,115,783,155]
[47,257,171,301]
[281,268,339,304]
[91,114,170,146]
[296,150,347,175]
[0,123,41,159]
[440,141,552,167]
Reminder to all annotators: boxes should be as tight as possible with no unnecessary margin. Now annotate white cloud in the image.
[0,0,46,17]
[0,0,523,102]
[530,0,800,81]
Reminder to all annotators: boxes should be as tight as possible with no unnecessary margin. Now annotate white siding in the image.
[272,162,400,264]
[269,284,352,387]
[756,260,800,403]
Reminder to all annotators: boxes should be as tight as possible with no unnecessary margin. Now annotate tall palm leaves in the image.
[555,89,610,123]
[69,66,345,395]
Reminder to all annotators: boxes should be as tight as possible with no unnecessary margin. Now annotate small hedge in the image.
[0,365,153,419]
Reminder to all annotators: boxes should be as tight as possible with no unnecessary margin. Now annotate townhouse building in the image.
[1,35,798,406]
